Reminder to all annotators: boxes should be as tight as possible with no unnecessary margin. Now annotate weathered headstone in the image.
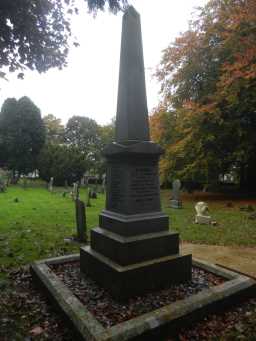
[80,6,191,300]
[75,199,87,242]
[195,201,212,224]
[101,173,106,194]
[48,177,54,192]
[170,179,182,208]
[86,189,92,207]
[72,182,79,201]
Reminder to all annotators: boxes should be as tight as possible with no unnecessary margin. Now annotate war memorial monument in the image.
[32,6,256,340]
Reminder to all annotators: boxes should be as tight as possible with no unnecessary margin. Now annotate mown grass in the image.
[161,190,256,247]
[0,186,255,270]
[0,185,103,269]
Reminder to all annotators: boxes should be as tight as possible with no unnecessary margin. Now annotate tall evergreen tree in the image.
[0,96,45,175]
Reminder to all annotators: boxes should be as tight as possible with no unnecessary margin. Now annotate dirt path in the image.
[181,242,256,278]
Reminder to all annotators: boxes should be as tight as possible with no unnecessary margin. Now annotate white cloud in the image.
[0,0,207,125]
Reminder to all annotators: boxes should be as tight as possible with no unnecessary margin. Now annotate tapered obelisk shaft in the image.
[116,6,150,143]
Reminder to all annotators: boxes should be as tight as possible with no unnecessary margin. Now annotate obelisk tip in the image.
[124,5,139,18]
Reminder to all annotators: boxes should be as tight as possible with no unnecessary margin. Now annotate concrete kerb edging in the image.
[30,255,256,341]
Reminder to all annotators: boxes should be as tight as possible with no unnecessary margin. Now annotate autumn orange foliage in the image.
[152,0,256,189]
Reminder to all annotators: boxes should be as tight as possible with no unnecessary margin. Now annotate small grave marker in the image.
[170,179,182,208]
[48,177,54,192]
[195,202,212,224]
[75,199,87,242]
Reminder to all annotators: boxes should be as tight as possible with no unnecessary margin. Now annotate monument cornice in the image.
[103,141,163,157]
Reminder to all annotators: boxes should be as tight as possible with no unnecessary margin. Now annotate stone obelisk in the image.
[116,6,149,144]
[80,6,191,300]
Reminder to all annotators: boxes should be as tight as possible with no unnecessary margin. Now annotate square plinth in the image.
[91,227,179,266]
[31,254,256,341]
[99,210,169,236]
[80,246,192,300]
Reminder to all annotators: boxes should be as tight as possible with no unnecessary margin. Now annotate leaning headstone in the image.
[75,199,87,242]
[80,6,191,300]
[48,177,54,192]
[170,179,182,208]
[195,201,212,224]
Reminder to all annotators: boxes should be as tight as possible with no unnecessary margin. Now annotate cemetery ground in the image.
[0,185,256,340]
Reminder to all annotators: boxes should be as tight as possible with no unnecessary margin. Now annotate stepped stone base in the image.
[99,210,169,236]
[80,246,192,300]
[91,227,179,265]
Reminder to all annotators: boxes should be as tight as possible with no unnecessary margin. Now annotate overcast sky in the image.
[0,0,207,126]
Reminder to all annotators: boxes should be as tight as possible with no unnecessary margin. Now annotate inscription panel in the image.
[106,161,161,214]
[129,165,160,213]
[107,164,125,212]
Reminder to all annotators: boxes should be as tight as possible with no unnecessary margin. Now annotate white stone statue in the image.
[195,201,211,224]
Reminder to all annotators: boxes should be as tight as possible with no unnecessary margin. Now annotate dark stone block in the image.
[105,156,162,215]
[80,246,192,300]
[99,210,169,236]
[91,227,179,265]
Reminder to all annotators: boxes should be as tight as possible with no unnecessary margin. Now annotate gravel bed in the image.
[50,261,226,328]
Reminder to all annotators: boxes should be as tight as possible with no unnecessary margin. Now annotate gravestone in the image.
[72,182,79,201]
[86,189,92,207]
[170,179,182,208]
[48,177,54,192]
[80,6,191,300]
[0,178,6,192]
[64,180,68,189]
[195,201,212,224]
[75,199,87,242]
[101,173,106,194]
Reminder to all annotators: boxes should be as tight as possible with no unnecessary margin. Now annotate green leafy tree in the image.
[0,0,127,78]
[0,96,45,175]
[96,120,115,175]
[38,144,86,185]
[65,115,100,171]
[43,114,65,144]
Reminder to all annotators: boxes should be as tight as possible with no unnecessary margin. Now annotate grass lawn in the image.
[0,185,256,271]
[0,185,102,270]
[1,185,256,340]
[161,190,256,247]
